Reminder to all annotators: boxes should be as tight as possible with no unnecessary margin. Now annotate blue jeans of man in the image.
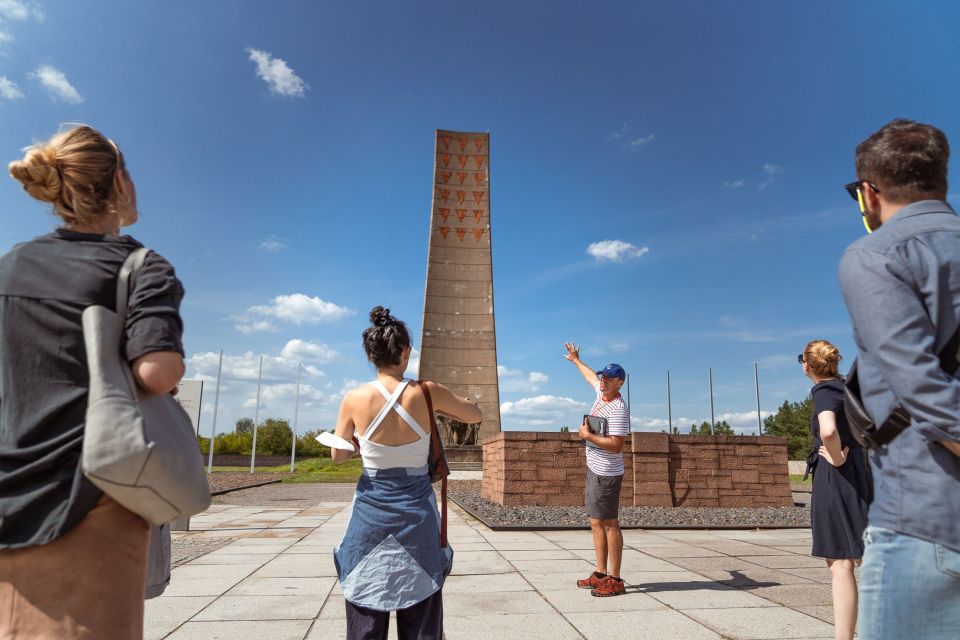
[858,526,960,639]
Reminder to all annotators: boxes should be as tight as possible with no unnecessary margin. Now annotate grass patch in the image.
[789,474,812,486]
[210,458,361,483]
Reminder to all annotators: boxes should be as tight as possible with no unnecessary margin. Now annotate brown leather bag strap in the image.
[419,381,448,549]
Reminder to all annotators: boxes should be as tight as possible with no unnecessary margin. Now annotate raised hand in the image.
[563,342,581,362]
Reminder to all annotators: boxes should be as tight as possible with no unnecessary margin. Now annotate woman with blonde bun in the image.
[0,125,186,639]
[799,340,871,640]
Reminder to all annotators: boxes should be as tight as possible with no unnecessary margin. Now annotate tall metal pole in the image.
[290,362,301,473]
[250,355,263,474]
[627,373,633,431]
[667,370,673,433]
[754,362,762,435]
[207,350,223,474]
[708,367,715,435]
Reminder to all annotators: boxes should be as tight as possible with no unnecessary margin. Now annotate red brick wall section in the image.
[480,432,792,508]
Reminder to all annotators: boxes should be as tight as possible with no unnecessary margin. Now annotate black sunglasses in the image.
[797,354,805,364]
[843,180,880,202]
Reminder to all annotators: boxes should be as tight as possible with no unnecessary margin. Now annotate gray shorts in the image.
[585,469,623,520]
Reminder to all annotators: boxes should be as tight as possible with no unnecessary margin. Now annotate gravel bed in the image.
[448,480,810,529]
[171,536,235,567]
[208,471,292,494]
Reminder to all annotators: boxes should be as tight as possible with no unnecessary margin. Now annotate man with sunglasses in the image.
[837,119,960,640]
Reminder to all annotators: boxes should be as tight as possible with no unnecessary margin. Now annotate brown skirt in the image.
[0,495,149,639]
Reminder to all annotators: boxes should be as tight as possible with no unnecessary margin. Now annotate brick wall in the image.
[480,432,791,508]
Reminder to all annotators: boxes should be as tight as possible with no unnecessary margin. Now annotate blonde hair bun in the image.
[8,145,62,204]
[804,339,843,379]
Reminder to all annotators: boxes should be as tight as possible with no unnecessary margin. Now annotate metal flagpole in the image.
[626,373,631,431]
[667,370,673,433]
[207,350,223,474]
[290,362,301,473]
[754,363,762,435]
[708,367,715,435]
[250,355,263,474]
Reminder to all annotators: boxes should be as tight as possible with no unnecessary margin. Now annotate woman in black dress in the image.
[800,340,871,640]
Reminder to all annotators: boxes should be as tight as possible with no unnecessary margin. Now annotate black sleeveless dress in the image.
[809,380,872,559]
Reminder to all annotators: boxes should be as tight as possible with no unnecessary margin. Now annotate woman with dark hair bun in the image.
[331,306,481,640]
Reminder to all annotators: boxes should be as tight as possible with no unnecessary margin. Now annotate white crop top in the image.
[356,379,430,469]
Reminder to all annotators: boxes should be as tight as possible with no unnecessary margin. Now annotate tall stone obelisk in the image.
[419,129,501,441]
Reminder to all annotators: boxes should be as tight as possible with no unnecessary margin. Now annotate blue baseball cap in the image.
[596,363,626,380]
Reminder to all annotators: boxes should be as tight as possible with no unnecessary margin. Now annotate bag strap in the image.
[116,248,150,320]
[419,381,448,549]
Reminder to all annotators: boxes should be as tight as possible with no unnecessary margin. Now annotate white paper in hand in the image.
[316,431,356,452]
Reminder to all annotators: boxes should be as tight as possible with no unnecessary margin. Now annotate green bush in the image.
[763,398,813,459]
[200,420,336,457]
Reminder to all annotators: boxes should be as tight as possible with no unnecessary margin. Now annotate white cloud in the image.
[497,366,550,393]
[404,347,420,379]
[587,239,650,263]
[753,354,798,370]
[235,319,278,334]
[188,351,324,385]
[500,395,589,427]
[724,179,745,188]
[247,47,307,98]
[0,29,13,44]
[0,0,43,21]
[608,123,628,141]
[628,134,655,149]
[0,75,23,100]
[716,410,773,433]
[235,293,353,333]
[259,234,288,253]
[763,164,783,175]
[30,65,83,103]
[280,339,338,363]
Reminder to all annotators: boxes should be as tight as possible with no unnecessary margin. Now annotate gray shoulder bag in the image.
[81,248,211,525]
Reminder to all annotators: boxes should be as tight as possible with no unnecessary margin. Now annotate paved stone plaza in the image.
[147,485,839,640]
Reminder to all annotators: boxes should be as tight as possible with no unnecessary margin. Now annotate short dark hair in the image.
[362,306,411,369]
[855,119,949,203]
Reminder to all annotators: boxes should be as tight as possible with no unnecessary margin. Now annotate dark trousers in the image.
[345,590,443,640]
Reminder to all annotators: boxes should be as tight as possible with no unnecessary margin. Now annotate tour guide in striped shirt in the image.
[564,342,631,597]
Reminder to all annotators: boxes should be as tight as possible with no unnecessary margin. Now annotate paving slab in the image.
[148,485,839,640]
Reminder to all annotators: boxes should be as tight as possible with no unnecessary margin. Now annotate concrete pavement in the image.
[146,491,838,639]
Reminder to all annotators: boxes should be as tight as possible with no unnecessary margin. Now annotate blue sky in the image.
[2,1,958,437]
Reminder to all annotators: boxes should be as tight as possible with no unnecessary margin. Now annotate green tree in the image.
[236,417,255,434]
[560,426,570,433]
[689,420,734,435]
[763,397,813,459]
[295,429,330,458]
[256,418,293,455]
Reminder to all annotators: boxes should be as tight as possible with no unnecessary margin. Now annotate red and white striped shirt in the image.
[585,382,630,476]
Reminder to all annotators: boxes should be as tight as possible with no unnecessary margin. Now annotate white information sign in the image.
[175,379,204,435]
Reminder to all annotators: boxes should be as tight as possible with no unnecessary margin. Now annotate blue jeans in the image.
[858,526,960,639]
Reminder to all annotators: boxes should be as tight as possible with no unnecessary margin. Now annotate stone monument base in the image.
[480,432,792,508]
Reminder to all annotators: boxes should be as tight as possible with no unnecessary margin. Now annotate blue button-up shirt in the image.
[838,200,960,551]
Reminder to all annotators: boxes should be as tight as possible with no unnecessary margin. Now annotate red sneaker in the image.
[576,571,607,589]
[591,576,626,597]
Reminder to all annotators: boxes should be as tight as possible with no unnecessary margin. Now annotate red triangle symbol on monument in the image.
[439,226,450,240]
[456,209,467,222]
[473,173,484,185]
[455,227,466,243]
[439,171,452,184]
[457,156,468,169]
[474,137,485,152]
[472,191,484,204]
[456,172,467,185]
[456,190,466,204]
[474,209,483,222]
[474,156,485,170]
[438,208,450,222]
[473,228,485,242]
[440,135,452,150]
[438,188,450,201]
[441,154,451,168]
[456,136,468,152]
